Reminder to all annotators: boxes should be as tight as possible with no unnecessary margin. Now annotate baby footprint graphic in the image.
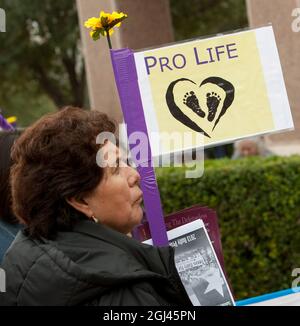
[183,91,206,118]
[206,92,221,122]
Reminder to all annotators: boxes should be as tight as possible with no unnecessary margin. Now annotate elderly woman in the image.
[0,107,191,306]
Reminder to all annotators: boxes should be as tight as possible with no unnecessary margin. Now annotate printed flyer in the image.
[144,219,235,306]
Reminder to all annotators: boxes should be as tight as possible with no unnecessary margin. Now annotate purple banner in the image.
[110,48,168,246]
[0,114,14,131]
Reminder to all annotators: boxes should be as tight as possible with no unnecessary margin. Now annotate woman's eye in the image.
[111,158,120,174]
[111,158,132,174]
[113,166,119,174]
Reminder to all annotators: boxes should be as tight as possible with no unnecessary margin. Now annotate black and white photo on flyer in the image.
[145,219,235,306]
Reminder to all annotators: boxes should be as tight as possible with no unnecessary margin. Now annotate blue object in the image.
[236,287,300,306]
[0,220,21,264]
[214,146,227,159]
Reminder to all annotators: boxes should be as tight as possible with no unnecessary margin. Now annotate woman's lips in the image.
[134,192,143,204]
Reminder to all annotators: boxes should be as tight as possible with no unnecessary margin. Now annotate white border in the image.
[255,26,294,130]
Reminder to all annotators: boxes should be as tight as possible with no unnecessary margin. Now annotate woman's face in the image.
[84,142,143,234]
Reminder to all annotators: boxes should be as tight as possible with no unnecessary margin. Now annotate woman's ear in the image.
[66,197,94,219]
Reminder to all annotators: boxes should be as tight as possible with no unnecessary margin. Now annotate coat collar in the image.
[72,219,174,277]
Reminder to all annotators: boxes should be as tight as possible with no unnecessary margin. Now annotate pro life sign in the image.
[133,26,294,156]
[111,25,294,247]
[0,8,6,32]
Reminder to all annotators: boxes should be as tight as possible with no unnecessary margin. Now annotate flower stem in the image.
[106,30,112,49]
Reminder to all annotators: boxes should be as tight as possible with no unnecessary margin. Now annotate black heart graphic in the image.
[166,77,235,138]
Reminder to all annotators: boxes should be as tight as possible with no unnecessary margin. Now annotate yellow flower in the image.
[84,17,102,30]
[90,28,114,39]
[84,10,127,42]
[6,116,17,124]
[104,29,114,36]
[99,10,127,30]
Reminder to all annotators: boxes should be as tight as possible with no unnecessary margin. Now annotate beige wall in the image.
[76,0,174,124]
[247,0,300,147]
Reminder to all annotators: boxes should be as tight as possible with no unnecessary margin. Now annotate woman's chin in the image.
[137,205,144,221]
[133,205,143,225]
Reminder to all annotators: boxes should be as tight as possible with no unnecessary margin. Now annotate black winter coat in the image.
[0,220,192,306]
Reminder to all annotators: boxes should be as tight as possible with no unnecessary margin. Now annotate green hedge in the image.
[156,156,300,300]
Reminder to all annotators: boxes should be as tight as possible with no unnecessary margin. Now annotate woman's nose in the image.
[128,167,141,187]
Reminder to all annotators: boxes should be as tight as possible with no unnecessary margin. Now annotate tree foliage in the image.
[170,0,248,41]
[0,0,86,111]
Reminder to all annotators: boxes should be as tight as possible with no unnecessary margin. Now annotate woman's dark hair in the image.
[0,131,20,224]
[10,107,116,239]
